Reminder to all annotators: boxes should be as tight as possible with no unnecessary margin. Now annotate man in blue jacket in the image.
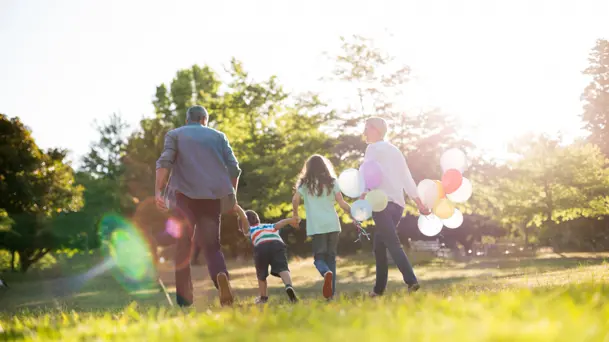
[155,105,241,307]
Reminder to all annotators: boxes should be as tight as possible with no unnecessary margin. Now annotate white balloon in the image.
[351,199,373,221]
[417,179,439,209]
[446,177,473,203]
[442,208,464,229]
[418,214,443,237]
[441,148,468,173]
[358,172,366,194]
[338,169,365,198]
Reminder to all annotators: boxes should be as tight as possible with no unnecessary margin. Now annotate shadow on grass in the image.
[3,253,608,316]
[2,271,476,316]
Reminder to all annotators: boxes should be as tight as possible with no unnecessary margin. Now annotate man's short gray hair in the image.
[186,105,209,123]
[365,117,388,138]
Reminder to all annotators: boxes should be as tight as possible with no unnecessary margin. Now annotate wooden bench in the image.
[410,240,441,252]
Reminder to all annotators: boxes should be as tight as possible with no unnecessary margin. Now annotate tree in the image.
[581,39,609,156]
[0,210,11,231]
[82,113,129,181]
[495,134,609,246]
[0,114,83,271]
[81,113,132,213]
[50,114,133,252]
[0,209,16,271]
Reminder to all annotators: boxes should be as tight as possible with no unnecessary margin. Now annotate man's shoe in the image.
[217,272,234,306]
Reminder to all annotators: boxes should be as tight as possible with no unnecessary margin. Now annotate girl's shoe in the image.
[322,271,334,299]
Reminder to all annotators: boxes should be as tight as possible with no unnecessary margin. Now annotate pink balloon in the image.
[442,169,463,194]
[360,160,383,189]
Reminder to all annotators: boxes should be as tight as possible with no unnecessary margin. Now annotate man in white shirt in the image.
[362,117,430,297]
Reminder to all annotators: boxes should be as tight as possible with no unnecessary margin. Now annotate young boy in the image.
[235,205,300,304]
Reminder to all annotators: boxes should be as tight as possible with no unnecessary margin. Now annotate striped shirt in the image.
[249,223,284,247]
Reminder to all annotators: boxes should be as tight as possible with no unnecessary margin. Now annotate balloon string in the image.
[353,221,371,243]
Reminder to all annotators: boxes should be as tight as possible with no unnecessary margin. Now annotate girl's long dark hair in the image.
[296,154,337,196]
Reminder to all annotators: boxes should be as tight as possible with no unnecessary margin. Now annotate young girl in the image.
[292,154,351,299]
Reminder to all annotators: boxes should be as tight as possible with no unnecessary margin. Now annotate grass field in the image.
[1,252,609,341]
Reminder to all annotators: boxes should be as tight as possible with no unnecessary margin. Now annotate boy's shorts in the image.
[254,240,289,280]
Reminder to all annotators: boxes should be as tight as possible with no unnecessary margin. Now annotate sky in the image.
[1,0,608,167]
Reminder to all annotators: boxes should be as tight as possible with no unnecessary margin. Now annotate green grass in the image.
[1,252,609,341]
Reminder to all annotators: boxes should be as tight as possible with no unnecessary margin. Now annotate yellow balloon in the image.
[365,189,389,212]
[433,198,455,220]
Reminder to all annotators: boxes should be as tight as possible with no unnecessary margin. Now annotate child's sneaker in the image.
[255,296,268,304]
[216,272,234,306]
[408,283,420,294]
[285,286,298,303]
[322,271,333,299]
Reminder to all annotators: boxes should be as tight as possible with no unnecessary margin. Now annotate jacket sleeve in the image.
[156,130,177,170]
[221,133,242,178]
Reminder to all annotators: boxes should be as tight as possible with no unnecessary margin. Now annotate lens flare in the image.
[99,214,157,293]
[165,218,182,239]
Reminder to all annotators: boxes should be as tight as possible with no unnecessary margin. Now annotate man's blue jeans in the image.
[372,202,418,294]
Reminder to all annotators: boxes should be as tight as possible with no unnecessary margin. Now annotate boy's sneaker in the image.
[322,271,334,299]
[255,296,268,304]
[408,283,420,294]
[216,272,234,306]
[285,286,298,303]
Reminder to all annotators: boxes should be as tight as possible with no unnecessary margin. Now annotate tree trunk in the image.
[462,239,474,255]
[20,258,32,273]
[523,223,529,248]
[10,250,15,271]
[543,180,555,227]
[17,248,51,273]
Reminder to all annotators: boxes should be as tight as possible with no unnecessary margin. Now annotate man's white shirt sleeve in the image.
[400,153,419,201]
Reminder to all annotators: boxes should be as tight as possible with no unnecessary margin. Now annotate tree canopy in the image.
[3,35,609,271]
[0,114,83,271]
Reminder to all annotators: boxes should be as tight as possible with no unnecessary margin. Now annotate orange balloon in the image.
[434,180,446,199]
[442,169,463,194]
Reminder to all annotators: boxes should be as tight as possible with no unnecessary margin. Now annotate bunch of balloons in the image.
[337,160,387,223]
[416,148,473,237]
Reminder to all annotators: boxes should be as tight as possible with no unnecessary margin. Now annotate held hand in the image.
[417,203,431,216]
[414,197,431,216]
[231,203,243,216]
[290,216,301,228]
[155,192,168,212]
[232,203,240,215]
[226,199,239,215]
